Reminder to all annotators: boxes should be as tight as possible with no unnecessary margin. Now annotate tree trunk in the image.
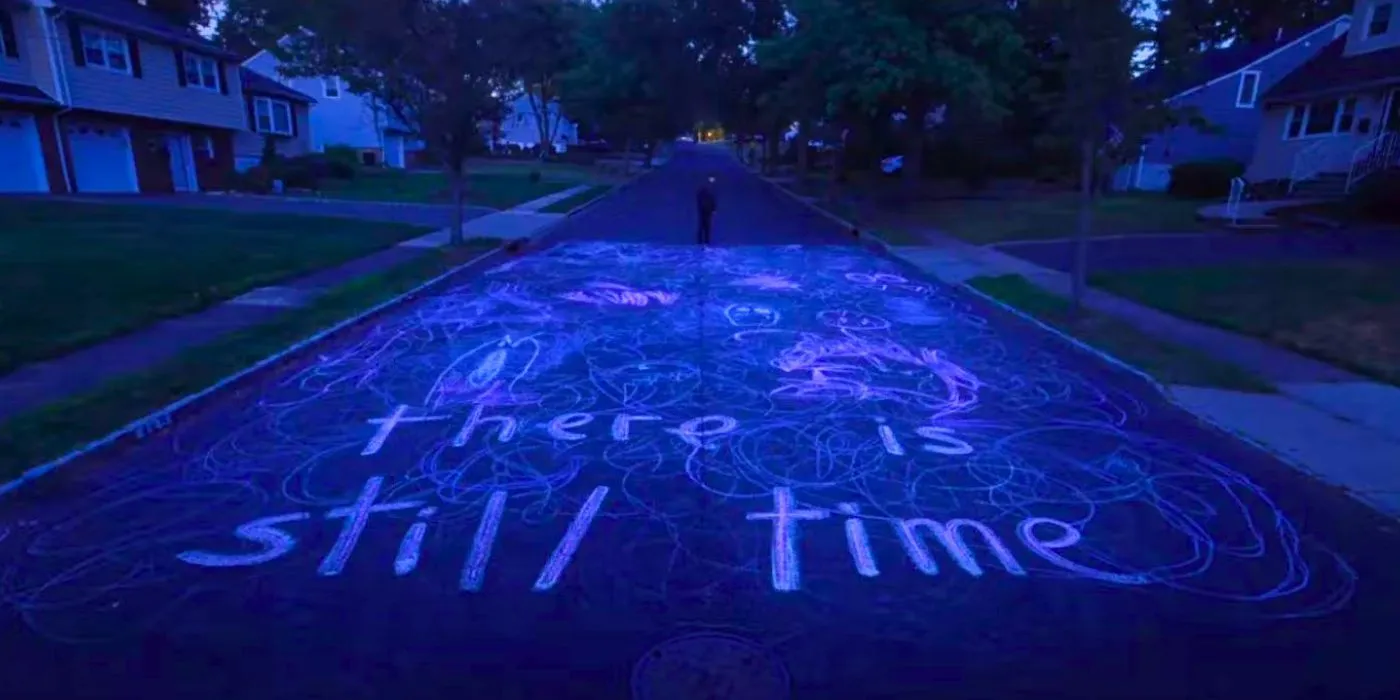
[902,106,926,189]
[644,139,656,168]
[449,161,465,247]
[1071,136,1095,312]
[623,137,633,176]
[796,118,810,177]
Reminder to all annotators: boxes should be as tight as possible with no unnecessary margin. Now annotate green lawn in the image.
[0,200,430,375]
[315,170,576,209]
[0,243,498,479]
[540,185,614,214]
[877,193,1211,246]
[969,274,1275,392]
[1092,261,1400,385]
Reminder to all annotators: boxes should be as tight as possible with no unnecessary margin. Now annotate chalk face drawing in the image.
[0,242,1356,646]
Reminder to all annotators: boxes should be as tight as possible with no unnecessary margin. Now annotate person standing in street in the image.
[697,176,717,245]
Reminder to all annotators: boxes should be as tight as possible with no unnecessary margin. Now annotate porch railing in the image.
[1345,131,1400,194]
[1287,139,1336,196]
[1226,177,1246,225]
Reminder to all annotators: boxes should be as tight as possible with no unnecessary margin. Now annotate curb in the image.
[0,221,571,500]
[564,161,663,218]
[758,169,1396,518]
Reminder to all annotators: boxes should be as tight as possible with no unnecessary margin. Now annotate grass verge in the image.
[0,200,430,374]
[315,170,576,208]
[541,185,614,214]
[968,274,1276,393]
[0,241,499,480]
[877,193,1210,245]
[1092,261,1400,385]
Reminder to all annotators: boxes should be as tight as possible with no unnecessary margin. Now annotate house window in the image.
[1368,2,1393,37]
[0,12,14,60]
[1304,99,1339,135]
[253,97,293,136]
[81,28,130,73]
[183,54,220,91]
[1285,97,1361,139]
[1336,97,1358,132]
[1235,71,1261,108]
[323,77,341,98]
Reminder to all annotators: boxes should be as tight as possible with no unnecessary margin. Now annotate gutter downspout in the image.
[38,3,74,192]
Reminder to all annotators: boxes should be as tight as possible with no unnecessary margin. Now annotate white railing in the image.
[1345,131,1400,193]
[1287,139,1335,196]
[1226,177,1246,225]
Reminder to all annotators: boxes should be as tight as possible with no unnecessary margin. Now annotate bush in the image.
[1353,171,1400,222]
[225,166,272,194]
[322,145,361,170]
[1168,159,1245,199]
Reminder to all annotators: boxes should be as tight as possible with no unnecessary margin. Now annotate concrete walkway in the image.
[763,180,1400,517]
[510,184,592,212]
[892,232,1400,515]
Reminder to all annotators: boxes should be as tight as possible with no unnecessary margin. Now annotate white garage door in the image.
[384,134,405,168]
[67,124,138,193]
[0,112,49,193]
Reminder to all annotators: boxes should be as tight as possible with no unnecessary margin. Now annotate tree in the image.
[271,0,510,246]
[562,0,695,169]
[213,0,278,57]
[1210,0,1348,44]
[759,0,1025,185]
[489,0,588,160]
[143,0,209,30]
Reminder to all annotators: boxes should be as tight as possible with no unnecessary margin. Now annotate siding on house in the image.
[56,18,245,130]
[1244,90,1390,181]
[18,8,64,100]
[1346,0,1400,55]
[244,51,394,152]
[0,7,39,87]
[232,102,312,166]
[1144,19,1351,166]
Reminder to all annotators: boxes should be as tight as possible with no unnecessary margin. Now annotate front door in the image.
[167,134,197,192]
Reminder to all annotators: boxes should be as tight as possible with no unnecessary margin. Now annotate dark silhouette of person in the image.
[697,176,717,245]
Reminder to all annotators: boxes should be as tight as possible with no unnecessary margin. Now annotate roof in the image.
[0,80,59,106]
[52,0,240,60]
[239,68,316,104]
[1264,38,1400,103]
[1137,16,1350,99]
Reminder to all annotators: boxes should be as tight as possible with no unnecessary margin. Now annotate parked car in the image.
[881,155,904,174]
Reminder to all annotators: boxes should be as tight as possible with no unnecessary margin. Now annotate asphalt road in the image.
[2,145,1399,700]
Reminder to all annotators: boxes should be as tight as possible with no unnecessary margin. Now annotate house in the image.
[233,66,315,170]
[0,0,248,193]
[242,41,413,168]
[1119,16,1353,191]
[486,93,579,152]
[1247,0,1400,196]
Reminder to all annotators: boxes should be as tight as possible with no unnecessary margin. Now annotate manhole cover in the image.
[632,632,790,700]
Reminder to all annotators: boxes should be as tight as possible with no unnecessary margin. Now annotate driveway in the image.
[38,193,497,228]
[1,147,1398,699]
[993,228,1400,272]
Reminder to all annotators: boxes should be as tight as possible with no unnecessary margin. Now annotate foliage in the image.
[143,0,210,30]
[1168,159,1245,199]
[488,0,588,157]
[1353,171,1400,222]
[255,0,511,244]
[561,0,694,162]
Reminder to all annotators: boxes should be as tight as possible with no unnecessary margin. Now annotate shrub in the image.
[225,166,271,194]
[322,144,361,169]
[1352,171,1400,222]
[1168,159,1245,199]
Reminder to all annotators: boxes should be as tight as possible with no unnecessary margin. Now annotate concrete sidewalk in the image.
[762,179,1400,517]
[892,231,1400,516]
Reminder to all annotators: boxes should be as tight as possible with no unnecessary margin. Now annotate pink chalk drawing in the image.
[771,334,981,414]
[731,274,801,291]
[560,282,679,307]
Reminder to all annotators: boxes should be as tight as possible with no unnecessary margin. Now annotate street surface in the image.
[1,145,1398,699]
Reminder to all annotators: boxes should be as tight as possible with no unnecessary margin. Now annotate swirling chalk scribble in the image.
[0,242,1356,647]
